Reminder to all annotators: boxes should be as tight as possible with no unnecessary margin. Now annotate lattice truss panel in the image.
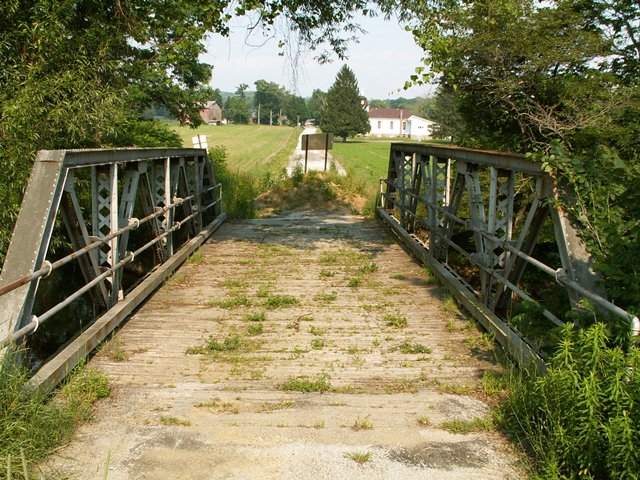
[0,150,221,342]
[379,143,640,365]
[0,148,225,376]
[380,144,602,321]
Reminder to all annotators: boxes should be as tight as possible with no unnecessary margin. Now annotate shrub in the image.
[499,322,640,479]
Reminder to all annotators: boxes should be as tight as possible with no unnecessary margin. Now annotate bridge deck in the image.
[50,212,521,479]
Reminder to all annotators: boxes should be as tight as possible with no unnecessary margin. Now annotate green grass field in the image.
[332,138,451,182]
[331,141,392,183]
[173,124,301,175]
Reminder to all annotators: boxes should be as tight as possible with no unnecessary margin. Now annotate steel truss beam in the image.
[379,142,639,365]
[0,148,223,357]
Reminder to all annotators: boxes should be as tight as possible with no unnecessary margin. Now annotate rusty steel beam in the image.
[379,143,639,365]
[0,149,224,375]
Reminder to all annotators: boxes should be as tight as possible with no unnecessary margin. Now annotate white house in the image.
[368,108,436,140]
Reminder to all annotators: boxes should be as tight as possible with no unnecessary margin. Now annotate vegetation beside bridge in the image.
[1,0,639,478]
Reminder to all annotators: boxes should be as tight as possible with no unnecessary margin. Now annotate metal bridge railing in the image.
[0,148,226,389]
[378,143,638,368]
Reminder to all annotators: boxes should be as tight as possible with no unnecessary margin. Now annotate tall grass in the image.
[0,354,109,477]
[499,322,639,479]
[209,146,258,219]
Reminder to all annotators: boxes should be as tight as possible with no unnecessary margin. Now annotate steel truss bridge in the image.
[0,145,637,390]
[0,148,225,390]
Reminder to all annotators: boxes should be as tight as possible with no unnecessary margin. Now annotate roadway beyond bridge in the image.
[48,211,521,479]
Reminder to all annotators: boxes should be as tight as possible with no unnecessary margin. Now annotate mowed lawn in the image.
[173,124,301,175]
[332,139,451,182]
[331,140,390,183]
[331,140,405,183]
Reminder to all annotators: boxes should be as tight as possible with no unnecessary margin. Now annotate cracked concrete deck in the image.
[49,211,523,479]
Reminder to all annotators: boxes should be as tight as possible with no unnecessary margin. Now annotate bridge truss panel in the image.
[0,149,225,373]
[379,143,639,367]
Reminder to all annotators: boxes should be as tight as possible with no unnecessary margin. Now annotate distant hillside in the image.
[220,91,256,103]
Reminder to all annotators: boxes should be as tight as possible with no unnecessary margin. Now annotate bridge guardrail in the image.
[378,142,639,368]
[0,148,225,390]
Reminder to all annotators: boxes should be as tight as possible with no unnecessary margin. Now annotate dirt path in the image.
[49,211,522,479]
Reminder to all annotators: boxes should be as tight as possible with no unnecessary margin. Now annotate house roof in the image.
[368,108,412,119]
[407,115,435,124]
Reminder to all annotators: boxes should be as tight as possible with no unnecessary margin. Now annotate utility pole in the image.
[269,110,273,126]
[257,103,261,125]
[279,108,283,126]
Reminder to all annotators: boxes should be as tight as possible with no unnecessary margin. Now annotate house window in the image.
[402,121,407,130]
[377,121,381,129]
[390,121,394,129]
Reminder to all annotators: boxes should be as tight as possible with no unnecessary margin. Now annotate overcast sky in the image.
[201,14,434,99]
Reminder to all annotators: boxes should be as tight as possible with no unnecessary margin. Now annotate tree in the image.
[224,84,251,124]
[402,0,640,314]
[284,95,309,125]
[321,65,370,141]
[369,100,388,108]
[209,88,224,108]
[254,80,286,125]
[419,88,466,141]
[573,0,640,80]
[402,0,636,151]
[0,0,401,265]
[306,89,327,123]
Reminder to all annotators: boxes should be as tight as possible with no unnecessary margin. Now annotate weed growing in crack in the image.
[443,296,459,315]
[391,342,432,354]
[159,416,191,426]
[280,374,331,393]
[186,334,245,354]
[345,451,372,464]
[244,311,266,322]
[417,415,431,426]
[187,251,205,264]
[315,291,338,303]
[208,295,252,309]
[309,325,325,336]
[311,339,326,350]
[265,294,299,309]
[221,278,249,289]
[384,314,407,329]
[319,269,336,278]
[351,414,373,431]
[258,400,294,412]
[440,416,494,434]
[247,323,264,336]
[359,262,378,274]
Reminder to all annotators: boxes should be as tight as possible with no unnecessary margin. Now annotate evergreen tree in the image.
[321,66,370,142]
